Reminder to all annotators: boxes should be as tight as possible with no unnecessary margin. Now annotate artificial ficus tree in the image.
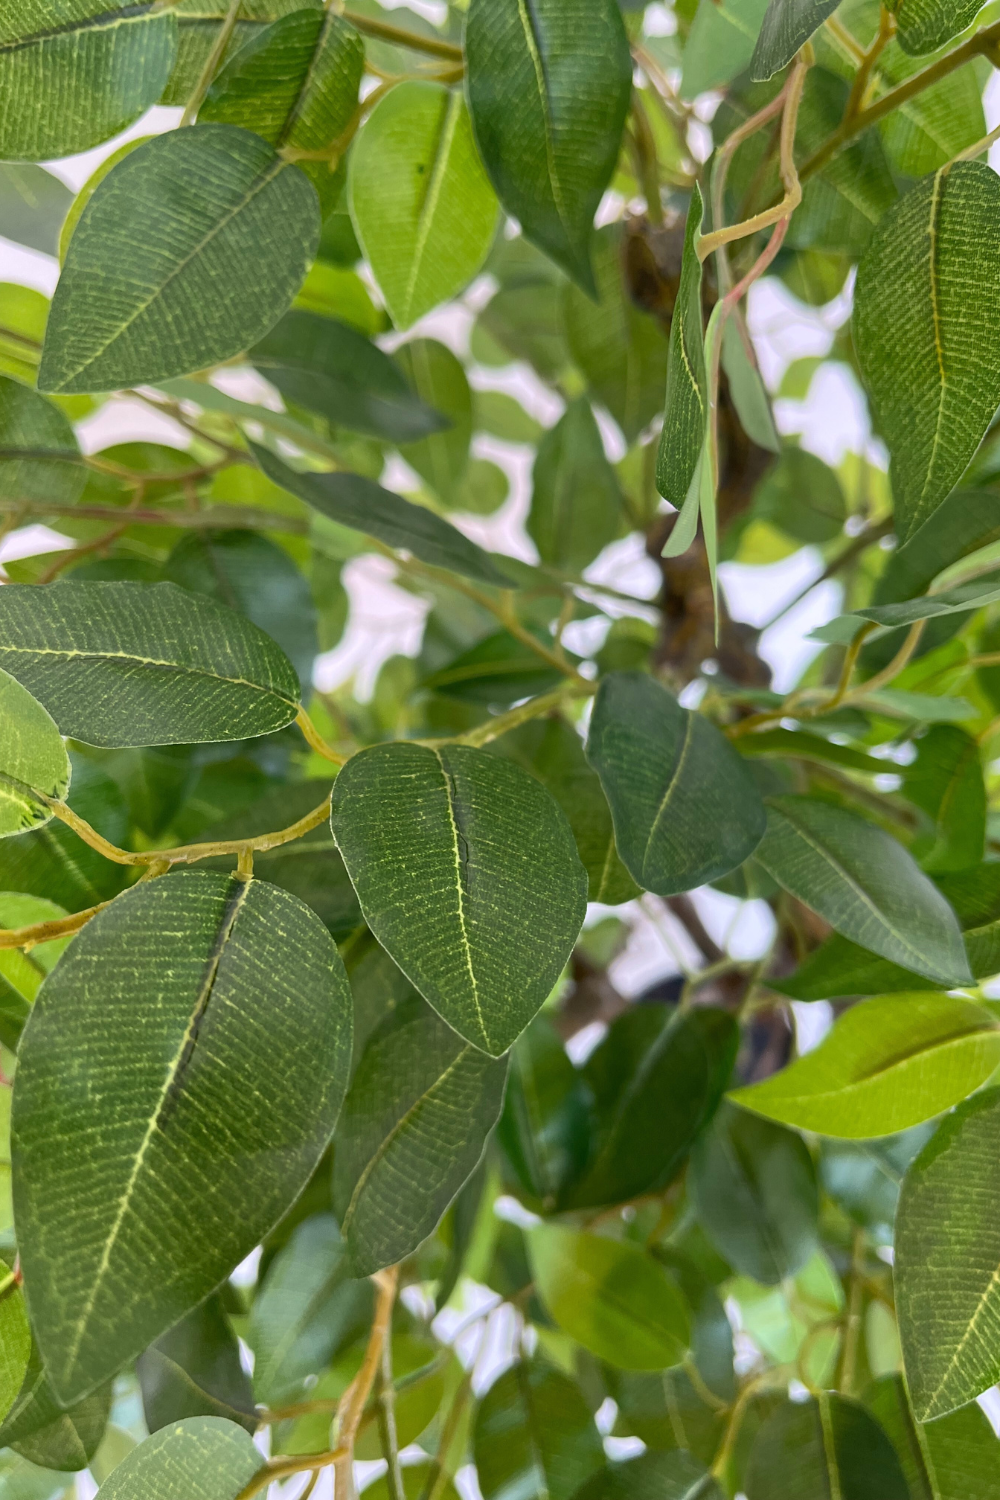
[4,0,1000,1496]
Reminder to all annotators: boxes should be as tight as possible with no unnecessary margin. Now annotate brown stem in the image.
[665,894,725,964]
[0,902,113,952]
[334,1267,400,1500]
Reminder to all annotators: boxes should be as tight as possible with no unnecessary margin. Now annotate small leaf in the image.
[745,1394,908,1500]
[0,166,74,257]
[586,672,766,895]
[0,375,83,507]
[528,399,621,573]
[853,162,1000,542]
[38,125,319,394]
[0,756,127,918]
[721,319,780,452]
[252,443,508,588]
[528,1224,690,1371]
[754,796,972,985]
[889,0,987,54]
[13,871,353,1403]
[573,1451,725,1500]
[0,670,70,841]
[732,993,1000,1138]
[0,4,177,162]
[0,581,301,748]
[474,1359,604,1500]
[137,1296,255,1435]
[464,0,632,291]
[330,742,587,1056]
[425,630,568,706]
[896,1086,1000,1419]
[751,0,841,81]
[91,1418,264,1500]
[334,995,509,1274]
[656,188,707,509]
[350,81,498,328]
[905,724,986,873]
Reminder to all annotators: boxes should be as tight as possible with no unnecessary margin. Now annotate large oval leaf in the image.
[0,581,300,748]
[754,796,972,986]
[0,671,69,840]
[586,671,766,895]
[93,1417,264,1500]
[330,742,587,1056]
[745,1394,908,1500]
[731,992,1000,1138]
[334,995,509,1273]
[38,124,319,394]
[13,870,353,1405]
[0,3,176,163]
[474,1359,604,1500]
[464,0,632,292]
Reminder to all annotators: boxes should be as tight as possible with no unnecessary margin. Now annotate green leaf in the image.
[424,630,568,706]
[248,1214,370,1403]
[136,1296,255,1435]
[496,1013,589,1208]
[877,49,984,180]
[752,447,845,545]
[905,724,986,873]
[586,672,766,895]
[682,0,771,97]
[732,993,1000,1138]
[363,1465,460,1500]
[13,870,353,1403]
[0,1451,73,1500]
[92,1418,264,1500]
[0,670,70,841]
[853,162,1000,543]
[0,376,83,507]
[872,487,1000,606]
[751,0,841,81]
[721,319,780,452]
[656,189,707,509]
[604,1366,727,1465]
[0,166,74,257]
[350,81,498,328]
[0,582,301,749]
[164,528,318,691]
[753,796,972,985]
[745,1394,908,1500]
[0,3,177,162]
[474,1359,604,1500]
[896,1086,1000,1419]
[251,310,446,445]
[334,995,509,1273]
[395,340,473,505]
[0,756,128,917]
[867,1373,1000,1500]
[565,1005,739,1210]
[689,1102,819,1285]
[573,1451,725,1500]
[252,444,508,588]
[527,1224,690,1371]
[464,0,632,291]
[2,1357,109,1473]
[889,0,987,54]
[38,125,319,395]
[528,400,621,573]
[773,930,941,1000]
[163,0,321,107]
[838,570,1000,632]
[0,1278,31,1430]
[330,742,587,1056]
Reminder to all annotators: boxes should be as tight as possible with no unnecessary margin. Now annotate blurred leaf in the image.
[496,1013,589,1208]
[745,1394,908,1500]
[752,447,845,545]
[137,1295,255,1435]
[867,1372,1000,1499]
[396,340,472,504]
[904,725,986,873]
[0,167,73,257]
[474,1359,604,1500]
[425,629,566,706]
[682,0,771,97]
[529,400,621,573]
[0,376,83,506]
[574,1450,725,1500]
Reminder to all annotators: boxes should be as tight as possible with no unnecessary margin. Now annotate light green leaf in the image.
[350,81,498,328]
[0,1277,31,1429]
[334,995,508,1273]
[753,796,972,985]
[682,0,771,97]
[0,3,177,163]
[13,871,353,1404]
[395,339,473,505]
[573,1451,725,1500]
[751,0,841,80]
[0,581,301,748]
[158,374,350,466]
[656,188,707,510]
[906,724,986,873]
[464,0,632,292]
[0,376,83,507]
[853,162,1000,543]
[689,1102,819,1285]
[93,1418,264,1500]
[732,993,1000,1138]
[0,670,69,841]
[252,443,509,588]
[136,1295,255,1435]
[721,318,780,452]
[896,1086,1000,1419]
[745,1394,909,1500]
[0,1451,73,1500]
[867,1373,1000,1500]
[528,400,621,573]
[586,671,766,895]
[0,167,73,257]
[330,742,587,1056]
[38,125,319,395]
[889,0,987,55]
[474,1359,604,1500]
[844,570,1000,631]
[527,1224,690,1371]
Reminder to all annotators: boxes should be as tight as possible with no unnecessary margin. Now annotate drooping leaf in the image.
[0,166,74,257]
[38,125,319,394]
[474,1359,604,1500]
[586,672,766,895]
[656,188,707,510]
[0,376,83,507]
[753,796,972,985]
[867,1373,1000,1500]
[528,400,621,573]
[681,0,771,98]
[0,670,70,841]
[853,162,1000,543]
[136,1295,256,1435]
[334,995,509,1273]
[889,0,987,55]
[464,0,633,292]
[13,871,353,1404]
[0,3,177,163]
[496,1013,590,1209]
[721,317,780,452]
[573,1451,725,1500]
[872,487,1000,604]
[1,1351,110,1473]
[689,1102,819,1285]
[350,80,498,328]
[604,1366,727,1467]
[252,444,508,588]
[395,340,473,505]
[745,1394,908,1500]
[92,1418,264,1500]
[527,1224,690,1371]
[330,742,587,1057]
[896,1086,1000,1419]
[751,0,842,81]
[0,581,300,749]
[905,725,986,873]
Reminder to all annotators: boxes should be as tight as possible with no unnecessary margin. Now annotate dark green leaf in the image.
[464,0,632,291]
[0,755,128,916]
[745,1394,908,1500]
[474,1359,604,1500]
[604,1366,727,1465]
[497,1013,589,1208]
[91,1417,264,1500]
[424,630,567,706]
[38,125,319,394]
[0,166,74,257]
[528,400,621,573]
[330,742,587,1056]
[573,1450,725,1500]
[6,1368,109,1473]
[163,0,321,107]
[751,0,841,81]
[871,488,1000,605]
[137,1295,255,1435]
[13,870,353,1403]
[905,725,986,872]
[0,670,70,841]
[587,672,766,895]
[0,376,83,507]
[333,995,509,1274]
[890,0,986,54]
[867,1372,1000,1499]
[656,188,707,510]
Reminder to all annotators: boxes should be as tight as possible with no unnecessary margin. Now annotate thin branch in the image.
[334,1267,400,1500]
[296,706,350,766]
[0,499,306,534]
[342,8,463,61]
[180,0,242,126]
[843,5,895,120]
[377,1332,405,1500]
[0,902,113,952]
[452,681,594,749]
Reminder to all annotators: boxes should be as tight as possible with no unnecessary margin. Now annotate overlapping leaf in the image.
[136,1296,255,1435]
[889,0,987,54]
[656,188,707,511]
[745,1394,908,1500]
[0,376,83,507]
[92,1417,264,1500]
[751,0,842,80]
[0,671,69,841]
[474,1360,604,1500]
